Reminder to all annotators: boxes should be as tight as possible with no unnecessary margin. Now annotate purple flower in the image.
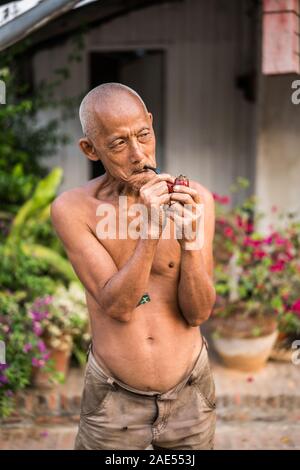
[23,343,33,353]
[38,340,47,354]
[31,358,45,368]
[43,296,53,305]
[33,322,43,336]
[42,352,50,361]
[5,390,13,397]
[0,364,8,371]
[30,309,48,321]
[0,374,8,384]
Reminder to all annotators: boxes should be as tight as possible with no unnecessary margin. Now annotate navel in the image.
[168,261,175,268]
[147,336,154,341]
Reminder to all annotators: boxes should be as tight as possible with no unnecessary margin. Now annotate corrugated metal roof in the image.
[0,0,96,27]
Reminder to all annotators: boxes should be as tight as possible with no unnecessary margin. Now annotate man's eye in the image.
[139,132,150,141]
[114,140,125,147]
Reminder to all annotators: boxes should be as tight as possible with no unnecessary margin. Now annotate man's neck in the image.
[101,171,142,205]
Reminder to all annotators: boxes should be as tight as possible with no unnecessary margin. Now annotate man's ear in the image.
[78,137,99,162]
[148,112,153,123]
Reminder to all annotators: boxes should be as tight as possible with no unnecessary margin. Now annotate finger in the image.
[167,201,184,217]
[172,185,201,204]
[170,192,195,205]
[141,173,175,189]
[148,181,169,194]
[142,182,170,199]
[155,193,172,206]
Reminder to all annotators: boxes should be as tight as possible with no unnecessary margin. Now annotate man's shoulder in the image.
[50,187,86,225]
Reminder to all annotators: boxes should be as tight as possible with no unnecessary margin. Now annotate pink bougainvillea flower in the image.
[253,249,267,260]
[243,237,262,248]
[218,217,226,225]
[33,322,43,336]
[246,222,254,233]
[43,295,53,305]
[37,340,47,354]
[31,358,45,368]
[264,234,273,245]
[270,261,285,272]
[224,227,234,239]
[23,343,33,353]
[291,299,300,316]
[275,235,287,246]
[42,352,50,361]
[236,214,243,228]
[213,193,230,205]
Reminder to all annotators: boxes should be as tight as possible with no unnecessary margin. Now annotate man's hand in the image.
[139,173,174,238]
[166,184,204,250]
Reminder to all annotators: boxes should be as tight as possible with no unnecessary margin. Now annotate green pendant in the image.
[137,293,151,306]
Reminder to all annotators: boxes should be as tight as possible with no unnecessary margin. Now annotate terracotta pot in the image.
[212,330,278,372]
[32,347,72,389]
[210,308,278,371]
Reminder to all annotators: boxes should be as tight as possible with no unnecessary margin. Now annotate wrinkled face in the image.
[90,97,156,189]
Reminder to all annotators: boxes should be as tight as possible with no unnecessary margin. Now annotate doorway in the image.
[89,49,165,178]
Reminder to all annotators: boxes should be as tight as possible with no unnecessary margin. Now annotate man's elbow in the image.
[109,310,132,323]
[188,309,212,327]
[102,303,132,323]
[187,296,216,327]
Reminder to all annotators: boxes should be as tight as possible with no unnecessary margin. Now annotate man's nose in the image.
[128,140,144,164]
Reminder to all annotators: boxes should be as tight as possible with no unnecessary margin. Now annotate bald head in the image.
[79,83,148,141]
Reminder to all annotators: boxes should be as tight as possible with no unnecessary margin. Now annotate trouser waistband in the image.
[86,336,209,401]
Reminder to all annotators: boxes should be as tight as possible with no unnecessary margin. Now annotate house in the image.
[2,0,300,228]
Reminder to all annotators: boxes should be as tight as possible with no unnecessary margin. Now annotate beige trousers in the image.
[74,338,216,450]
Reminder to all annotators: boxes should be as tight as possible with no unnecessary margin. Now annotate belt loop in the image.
[86,342,92,362]
[202,335,209,350]
[107,377,117,390]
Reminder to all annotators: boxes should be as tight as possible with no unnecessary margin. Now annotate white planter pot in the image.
[212,330,278,372]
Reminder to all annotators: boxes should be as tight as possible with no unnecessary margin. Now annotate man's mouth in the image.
[133,165,159,175]
[133,168,150,174]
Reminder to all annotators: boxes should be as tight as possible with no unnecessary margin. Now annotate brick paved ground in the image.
[1,352,299,450]
[1,421,299,450]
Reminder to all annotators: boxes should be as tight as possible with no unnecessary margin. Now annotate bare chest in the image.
[85,195,181,276]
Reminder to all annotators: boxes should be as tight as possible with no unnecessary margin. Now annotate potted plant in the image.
[26,282,90,388]
[269,223,300,362]
[211,181,298,371]
[211,300,278,371]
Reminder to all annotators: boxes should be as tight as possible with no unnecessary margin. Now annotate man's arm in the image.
[51,175,172,323]
[51,192,160,323]
[175,185,216,326]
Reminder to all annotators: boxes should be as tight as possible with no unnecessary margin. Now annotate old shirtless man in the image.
[51,83,216,450]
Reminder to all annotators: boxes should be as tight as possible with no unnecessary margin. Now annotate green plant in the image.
[3,167,77,287]
[0,66,68,211]
[213,180,300,337]
[0,291,52,418]
[0,37,86,212]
